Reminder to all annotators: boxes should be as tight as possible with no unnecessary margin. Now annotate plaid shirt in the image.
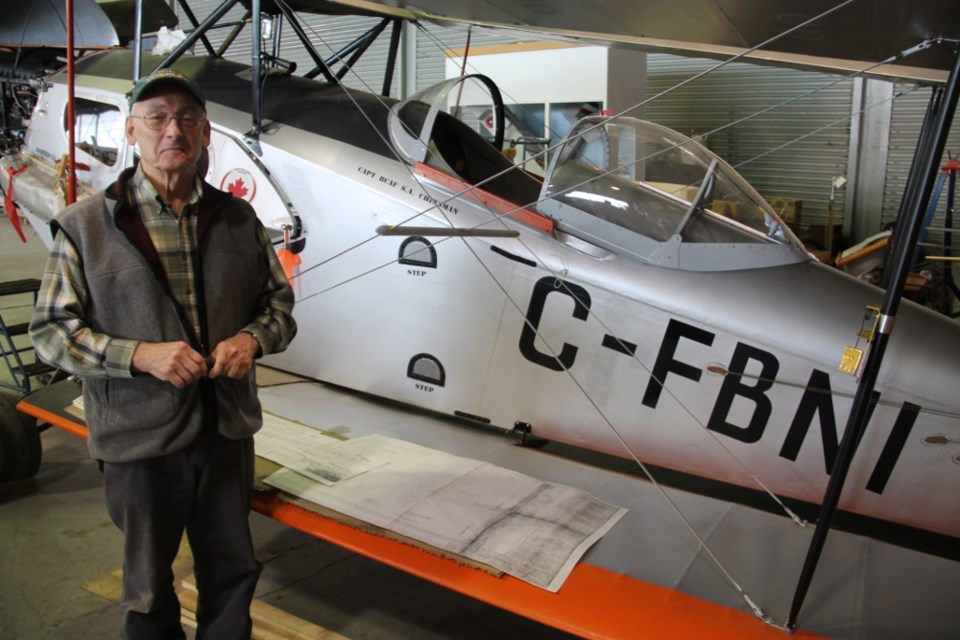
[31,166,295,379]
[131,166,205,339]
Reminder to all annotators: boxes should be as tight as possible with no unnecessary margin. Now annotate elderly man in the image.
[31,69,297,639]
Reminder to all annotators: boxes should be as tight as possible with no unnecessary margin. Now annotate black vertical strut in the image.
[787,44,960,631]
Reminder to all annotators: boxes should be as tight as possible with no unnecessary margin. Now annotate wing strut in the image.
[330,18,391,82]
[174,0,217,57]
[216,9,253,58]
[158,0,243,70]
[65,0,76,205]
[880,79,946,288]
[250,0,262,140]
[787,45,960,632]
[132,0,143,80]
[382,18,403,97]
[274,3,338,85]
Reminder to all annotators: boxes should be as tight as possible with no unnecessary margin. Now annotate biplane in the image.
[1,0,958,637]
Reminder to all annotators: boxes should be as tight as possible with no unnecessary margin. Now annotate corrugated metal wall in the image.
[645,55,853,228]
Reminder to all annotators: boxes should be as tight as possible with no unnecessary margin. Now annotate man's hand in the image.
[132,341,208,388]
[208,332,259,380]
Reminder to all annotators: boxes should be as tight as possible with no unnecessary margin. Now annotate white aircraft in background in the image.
[1,0,958,637]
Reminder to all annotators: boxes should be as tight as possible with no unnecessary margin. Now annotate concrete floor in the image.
[0,220,576,639]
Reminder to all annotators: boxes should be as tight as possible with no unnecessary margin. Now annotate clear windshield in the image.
[542,117,802,248]
[388,75,502,169]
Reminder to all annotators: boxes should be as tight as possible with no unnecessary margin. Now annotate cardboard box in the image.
[710,199,743,217]
[765,197,802,224]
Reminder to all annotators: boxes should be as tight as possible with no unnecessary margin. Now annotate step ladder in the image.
[0,279,54,395]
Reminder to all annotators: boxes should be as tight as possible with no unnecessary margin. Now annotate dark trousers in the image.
[103,433,261,640]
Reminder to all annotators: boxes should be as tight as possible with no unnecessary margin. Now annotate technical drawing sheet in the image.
[257,417,627,591]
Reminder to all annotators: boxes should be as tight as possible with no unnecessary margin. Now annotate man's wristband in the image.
[242,330,263,356]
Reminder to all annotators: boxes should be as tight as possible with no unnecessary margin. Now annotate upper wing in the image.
[330,0,960,83]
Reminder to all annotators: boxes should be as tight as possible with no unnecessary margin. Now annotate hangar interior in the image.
[1,1,959,639]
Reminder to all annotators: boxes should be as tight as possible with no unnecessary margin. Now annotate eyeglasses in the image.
[130,112,205,132]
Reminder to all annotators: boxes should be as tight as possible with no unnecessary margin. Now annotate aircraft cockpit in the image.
[389,76,809,271]
[388,75,545,212]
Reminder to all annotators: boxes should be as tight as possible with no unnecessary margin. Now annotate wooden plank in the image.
[181,574,347,640]
[82,572,124,603]
[85,566,348,639]
[248,600,349,640]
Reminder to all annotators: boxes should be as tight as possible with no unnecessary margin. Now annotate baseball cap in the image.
[129,69,206,109]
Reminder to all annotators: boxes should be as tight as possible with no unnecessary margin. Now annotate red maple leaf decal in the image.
[227,177,248,198]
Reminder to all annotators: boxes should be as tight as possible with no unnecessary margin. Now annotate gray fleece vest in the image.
[55,170,267,462]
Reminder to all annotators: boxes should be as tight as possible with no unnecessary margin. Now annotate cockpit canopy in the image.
[546,117,795,244]
[538,116,808,269]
